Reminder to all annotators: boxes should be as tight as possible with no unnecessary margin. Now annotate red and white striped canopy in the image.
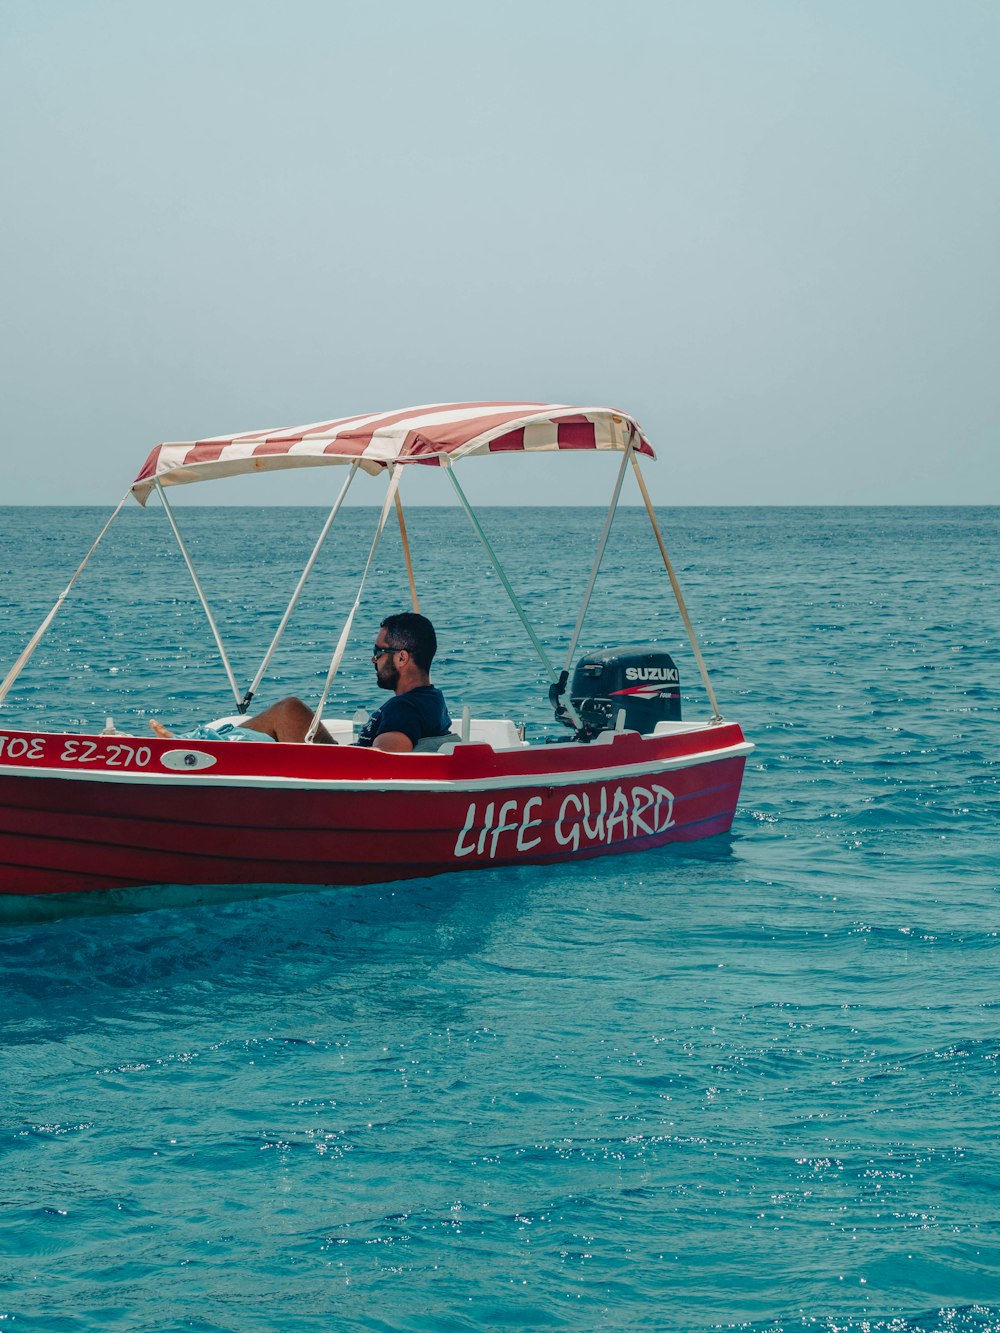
[131,401,654,504]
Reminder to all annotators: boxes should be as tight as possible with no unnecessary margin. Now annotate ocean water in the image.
[0,503,997,1333]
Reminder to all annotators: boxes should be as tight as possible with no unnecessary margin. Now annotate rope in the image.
[630,454,723,721]
[395,489,420,613]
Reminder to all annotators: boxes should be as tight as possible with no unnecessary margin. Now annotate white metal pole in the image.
[0,489,132,708]
[305,464,404,743]
[443,459,586,732]
[155,480,243,710]
[561,439,633,676]
[241,461,360,712]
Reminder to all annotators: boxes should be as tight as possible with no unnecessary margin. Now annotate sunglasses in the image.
[372,643,404,660]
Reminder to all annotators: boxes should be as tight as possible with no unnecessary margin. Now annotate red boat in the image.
[0,402,753,896]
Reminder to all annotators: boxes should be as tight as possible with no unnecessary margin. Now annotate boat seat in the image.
[412,733,458,753]
[412,719,524,752]
[449,717,524,748]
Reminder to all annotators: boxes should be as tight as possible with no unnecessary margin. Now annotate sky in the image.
[2,0,998,506]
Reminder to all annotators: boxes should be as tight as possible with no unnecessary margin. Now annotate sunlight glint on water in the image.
[0,505,997,1332]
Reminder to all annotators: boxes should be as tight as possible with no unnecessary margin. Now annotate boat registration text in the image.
[0,733,153,768]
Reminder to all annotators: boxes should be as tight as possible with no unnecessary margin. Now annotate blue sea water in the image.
[0,503,997,1332]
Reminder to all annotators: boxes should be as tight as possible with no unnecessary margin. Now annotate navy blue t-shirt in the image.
[355,686,451,748]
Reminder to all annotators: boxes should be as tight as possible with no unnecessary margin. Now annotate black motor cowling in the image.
[570,645,681,735]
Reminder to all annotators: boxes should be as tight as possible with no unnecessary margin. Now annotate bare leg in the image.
[150,700,334,744]
[240,697,336,744]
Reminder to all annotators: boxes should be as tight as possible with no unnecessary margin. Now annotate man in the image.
[223,612,451,751]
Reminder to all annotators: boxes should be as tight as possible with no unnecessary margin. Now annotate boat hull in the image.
[0,724,751,895]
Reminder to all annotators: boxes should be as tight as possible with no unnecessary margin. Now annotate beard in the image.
[376,662,400,691]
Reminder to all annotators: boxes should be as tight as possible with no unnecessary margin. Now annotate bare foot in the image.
[149,720,174,739]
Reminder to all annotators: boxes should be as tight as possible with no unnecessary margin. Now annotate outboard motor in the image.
[569,645,681,736]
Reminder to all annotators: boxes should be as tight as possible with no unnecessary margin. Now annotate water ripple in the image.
[1,505,998,1330]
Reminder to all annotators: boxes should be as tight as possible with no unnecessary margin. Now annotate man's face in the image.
[373,636,401,692]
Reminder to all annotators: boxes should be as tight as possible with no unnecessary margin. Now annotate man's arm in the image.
[372,731,414,753]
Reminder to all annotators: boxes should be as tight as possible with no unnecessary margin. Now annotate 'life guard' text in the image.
[453,782,676,860]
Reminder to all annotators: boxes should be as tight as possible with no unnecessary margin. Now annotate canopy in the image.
[131,401,654,505]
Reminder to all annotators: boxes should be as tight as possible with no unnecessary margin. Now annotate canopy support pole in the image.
[629,454,723,722]
[306,465,404,743]
[240,461,360,713]
[561,437,634,676]
[155,480,243,712]
[443,459,585,733]
[394,490,420,613]
[0,489,132,709]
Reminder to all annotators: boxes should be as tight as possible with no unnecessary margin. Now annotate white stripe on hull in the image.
[0,740,754,794]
